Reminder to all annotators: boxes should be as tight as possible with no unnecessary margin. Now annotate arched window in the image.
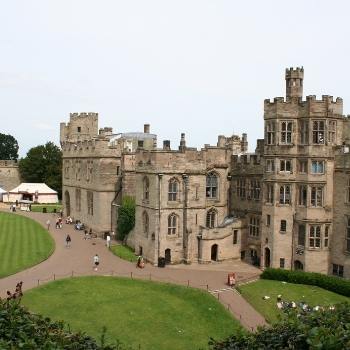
[143,177,149,201]
[168,178,179,201]
[206,172,218,198]
[168,214,177,235]
[206,208,217,228]
[142,211,149,236]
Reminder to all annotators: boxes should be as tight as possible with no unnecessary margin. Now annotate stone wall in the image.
[0,160,21,191]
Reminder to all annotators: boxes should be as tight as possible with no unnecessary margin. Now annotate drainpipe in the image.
[157,174,163,264]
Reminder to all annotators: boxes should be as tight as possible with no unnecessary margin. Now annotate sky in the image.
[1,0,350,157]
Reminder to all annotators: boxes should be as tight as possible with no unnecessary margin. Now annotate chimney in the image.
[163,140,171,150]
[144,124,150,133]
[179,133,186,152]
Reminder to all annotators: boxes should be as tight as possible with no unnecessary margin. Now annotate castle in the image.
[60,68,350,278]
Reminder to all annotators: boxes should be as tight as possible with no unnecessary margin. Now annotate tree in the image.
[19,142,62,198]
[117,196,135,241]
[0,133,19,160]
[209,302,350,350]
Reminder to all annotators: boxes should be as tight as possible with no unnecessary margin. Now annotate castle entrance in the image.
[264,247,271,268]
[65,190,70,217]
[165,249,171,264]
[211,244,218,261]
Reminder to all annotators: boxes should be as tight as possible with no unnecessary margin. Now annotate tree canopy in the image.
[19,142,62,198]
[0,133,19,160]
[117,196,135,241]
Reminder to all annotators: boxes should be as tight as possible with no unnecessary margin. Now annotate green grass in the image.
[238,279,349,323]
[110,244,138,262]
[31,204,62,213]
[22,276,241,350]
[0,212,55,278]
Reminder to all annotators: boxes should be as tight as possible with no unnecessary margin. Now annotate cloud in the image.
[34,122,56,131]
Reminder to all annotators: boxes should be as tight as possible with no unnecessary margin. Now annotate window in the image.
[299,160,308,174]
[280,121,293,144]
[311,186,323,207]
[142,211,149,237]
[280,159,292,172]
[138,140,144,148]
[298,225,306,246]
[266,214,271,226]
[280,220,287,233]
[250,180,260,200]
[266,184,274,204]
[279,185,291,204]
[87,191,93,215]
[206,173,218,199]
[168,178,179,201]
[233,230,238,244]
[206,209,217,228]
[77,126,81,132]
[332,264,344,277]
[309,225,321,248]
[298,185,307,206]
[347,218,350,252]
[324,225,329,248]
[143,177,149,201]
[265,159,275,172]
[312,120,325,144]
[280,258,285,268]
[237,179,246,199]
[266,121,275,145]
[168,214,177,235]
[117,166,120,175]
[75,189,81,212]
[300,120,309,144]
[249,217,260,237]
[328,120,336,144]
[311,161,324,174]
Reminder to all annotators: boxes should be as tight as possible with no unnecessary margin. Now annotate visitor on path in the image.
[136,256,145,268]
[65,234,71,248]
[93,254,100,271]
[106,234,111,248]
[46,219,51,230]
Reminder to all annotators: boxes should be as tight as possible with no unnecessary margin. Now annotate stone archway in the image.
[264,247,271,268]
[165,248,171,264]
[294,260,304,270]
[211,244,218,261]
[65,190,71,217]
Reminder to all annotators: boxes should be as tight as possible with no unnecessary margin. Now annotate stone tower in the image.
[285,67,304,99]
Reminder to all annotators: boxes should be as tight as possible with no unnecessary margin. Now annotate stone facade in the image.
[0,160,21,192]
[60,68,350,278]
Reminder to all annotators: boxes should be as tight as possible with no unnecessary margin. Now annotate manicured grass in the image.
[110,244,138,262]
[238,279,349,323]
[22,276,241,350]
[0,212,55,278]
[31,204,62,213]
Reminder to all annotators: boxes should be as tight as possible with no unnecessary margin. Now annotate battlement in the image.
[232,153,262,167]
[69,112,98,120]
[285,66,304,78]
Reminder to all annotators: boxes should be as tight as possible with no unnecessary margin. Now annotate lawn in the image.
[0,212,55,278]
[110,244,138,262]
[31,204,62,213]
[22,276,241,350]
[238,279,349,323]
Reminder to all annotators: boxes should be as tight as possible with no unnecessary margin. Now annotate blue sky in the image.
[1,0,349,156]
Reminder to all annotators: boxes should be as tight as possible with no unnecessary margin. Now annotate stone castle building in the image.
[0,160,21,192]
[60,67,350,278]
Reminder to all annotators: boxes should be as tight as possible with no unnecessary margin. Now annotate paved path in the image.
[0,210,267,330]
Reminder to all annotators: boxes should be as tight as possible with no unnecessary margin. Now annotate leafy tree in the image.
[19,142,62,198]
[0,133,19,160]
[117,196,135,241]
[209,302,350,350]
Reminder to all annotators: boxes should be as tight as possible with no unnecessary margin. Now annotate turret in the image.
[285,67,304,99]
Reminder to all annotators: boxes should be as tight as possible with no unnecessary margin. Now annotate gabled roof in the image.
[8,183,57,194]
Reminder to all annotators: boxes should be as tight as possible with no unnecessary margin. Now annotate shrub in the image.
[261,268,350,297]
[117,196,135,241]
[209,302,350,350]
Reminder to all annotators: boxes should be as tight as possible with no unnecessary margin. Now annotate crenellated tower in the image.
[285,67,304,99]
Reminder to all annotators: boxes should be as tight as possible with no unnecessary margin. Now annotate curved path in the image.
[0,210,266,330]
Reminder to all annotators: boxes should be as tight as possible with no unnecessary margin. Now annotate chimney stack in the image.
[179,133,186,151]
[163,140,171,150]
[144,124,150,133]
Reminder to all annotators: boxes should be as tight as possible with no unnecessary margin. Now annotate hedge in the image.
[261,268,350,297]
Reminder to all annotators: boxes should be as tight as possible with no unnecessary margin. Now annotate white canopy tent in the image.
[4,183,58,204]
[0,187,7,202]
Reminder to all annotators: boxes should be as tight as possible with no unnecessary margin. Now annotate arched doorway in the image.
[65,190,70,217]
[264,247,271,268]
[294,260,304,270]
[165,249,171,264]
[211,244,218,261]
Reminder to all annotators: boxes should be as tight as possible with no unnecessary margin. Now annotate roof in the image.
[111,132,157,141]
[8,183,57,195]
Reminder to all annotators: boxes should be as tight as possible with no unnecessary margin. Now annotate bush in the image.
[117,196,135,241]
[0,299,120,349]
[261,268,350,297]
[209,302,350,350]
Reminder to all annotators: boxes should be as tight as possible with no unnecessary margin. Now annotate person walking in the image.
[93,254,100,271]
[65,234,71,248]
[106,234,111,248]
[46,219,51,230]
